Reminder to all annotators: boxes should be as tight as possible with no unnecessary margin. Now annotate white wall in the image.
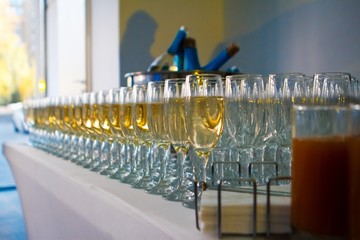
[90,0,120,91]
[46,0,86,97]
[46,0,58,97]
[221,0,360,78]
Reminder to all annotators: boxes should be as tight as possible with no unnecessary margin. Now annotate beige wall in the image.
[119,0,226,84]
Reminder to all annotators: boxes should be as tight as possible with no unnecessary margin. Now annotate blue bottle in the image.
[183,37,201,71]
[202,43,239,71]
[148,26,187,71]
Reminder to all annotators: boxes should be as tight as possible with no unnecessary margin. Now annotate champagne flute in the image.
[225,74,265,180]
[61,95,73,160]
[120,86,142,184]
[266,73,306,180]
[183,74,225,192]
[81,92,96,168]
[131,84,157,190]
[23,98,36,144]
[73,94,87,165]
[162,78,191,202]
[68,95,81,163]
[146,81,174,195]
[46,97,57,153]
[312,72,352,105]
[103,88,126,177]
[94,90,114,174]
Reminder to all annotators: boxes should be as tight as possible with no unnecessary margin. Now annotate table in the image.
[3,142,210,240]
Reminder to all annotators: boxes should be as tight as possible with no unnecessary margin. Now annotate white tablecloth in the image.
[3,142,208,240]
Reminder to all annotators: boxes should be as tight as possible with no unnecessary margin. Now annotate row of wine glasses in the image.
[23,72,359,208]
[23,74,225,209]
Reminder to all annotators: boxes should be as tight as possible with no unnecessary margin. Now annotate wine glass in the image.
[131,84,157,190]
[266,73,306,180]
[119,86,142,184]
[225,74,266,180]
[162,78,191,202]
[183,74,225,191]
[73,94,87,165]
[103,88,126,177]
[145,81,174,195]
[312,72,352,105]
[69,95,81,163]
[23,98,36,145]
[61,95,73,160]
[81,92,96,169]
[94,90,114,174]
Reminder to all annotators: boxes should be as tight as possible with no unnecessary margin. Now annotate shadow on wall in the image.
[120,11,158,86]
[211,0,360,78]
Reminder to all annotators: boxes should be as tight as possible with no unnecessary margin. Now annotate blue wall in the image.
[218,0,360,78]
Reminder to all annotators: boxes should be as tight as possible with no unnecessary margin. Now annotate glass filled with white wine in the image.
[119,86,142,184]
[145,81,174,195]
[183,74,225,192]
[93,90,114,174]
[131,84,157,190]
[69,94,82,163]
[60,95,73,160]
[81,92,96,169]
[162,78,192,203]
[104,88,126,178]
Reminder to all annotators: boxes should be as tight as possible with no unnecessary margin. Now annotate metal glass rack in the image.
[194,160,292,238]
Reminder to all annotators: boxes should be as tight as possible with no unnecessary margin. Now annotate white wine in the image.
[133,102,151,142]
[98,103,112,137]
[82,103,94,135]
[54,105,63,131]
[25,106,35,127]
[148,102,167,142]
[119,103,136,139]
[62,105,72,132]
[109,103,123,138]
[68,104,78,133]
[166,97,189,152]
[91,103,102,136]
[186,96,224,157]
[74,105,84,133]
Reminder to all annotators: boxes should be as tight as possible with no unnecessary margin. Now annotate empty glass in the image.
[225,74,266,180]
[266,73,306,179]
[312,72,351,105]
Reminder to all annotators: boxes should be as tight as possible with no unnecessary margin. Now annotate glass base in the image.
[81,158,93,169]
[121,171,142,185]
[181,192,196,209]
[162,184,187,202]
[74,156,85,166]
[100,166,118,177]
[146,180,173,195]
[110,169,129,181]
[90,162,108,173]
[70,155,78,163]
[131,175,157,190]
